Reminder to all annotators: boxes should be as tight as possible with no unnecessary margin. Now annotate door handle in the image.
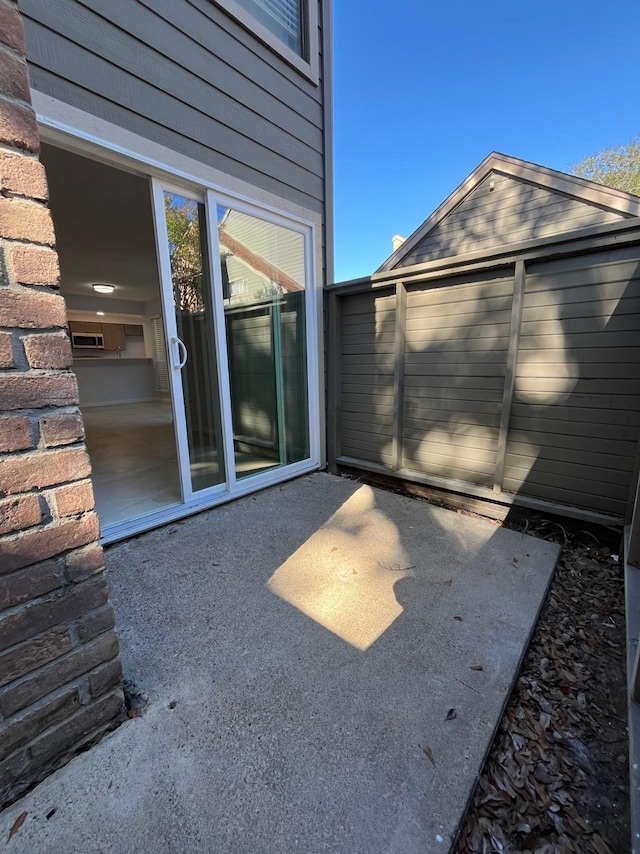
[171,337,188,369]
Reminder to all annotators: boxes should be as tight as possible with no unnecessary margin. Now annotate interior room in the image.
[41,143,182,529]
[42,144,311,536]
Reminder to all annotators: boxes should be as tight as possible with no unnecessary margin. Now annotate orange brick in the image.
[39,412,85,447]
[50,481,95,518]
[0,513,100,574]
[0,99,39,153]
[0,416,32,452]
[0,331,13,368]
[0,151,48,200]
[0,447,91,495]
[0,2,26,54]
[0,50,30,103]
[0,197,54,245]
[10,244,59,285]
[65,542,105,583]
[0,288,66,328]
[0,373,78,410]
[0,493,42,536]
[23,334,72,369]
[0,558,63,610]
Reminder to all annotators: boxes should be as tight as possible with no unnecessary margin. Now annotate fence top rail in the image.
[328,216,640,295]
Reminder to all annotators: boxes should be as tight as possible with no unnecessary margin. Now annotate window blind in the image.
[151,316,170,393]
[236,0,303,55]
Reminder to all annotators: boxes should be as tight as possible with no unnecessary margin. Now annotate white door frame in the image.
[86,164,319,544]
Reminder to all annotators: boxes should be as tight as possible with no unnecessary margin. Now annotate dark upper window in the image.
[234,0,305,57]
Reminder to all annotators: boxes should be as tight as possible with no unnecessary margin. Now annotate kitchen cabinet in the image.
[69,320,102,333]
[69,320,128,352]
[102,323,127,352]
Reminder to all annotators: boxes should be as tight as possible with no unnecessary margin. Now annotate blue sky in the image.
[332,0,640,281]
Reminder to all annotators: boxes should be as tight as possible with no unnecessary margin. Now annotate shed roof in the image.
[378,153,640,272]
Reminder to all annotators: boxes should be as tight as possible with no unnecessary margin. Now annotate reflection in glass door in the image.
[154,178,315,511]
[161,192,226,493]
[216,206,310,479]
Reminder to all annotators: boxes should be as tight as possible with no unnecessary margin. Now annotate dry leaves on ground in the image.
[456,521,629,854]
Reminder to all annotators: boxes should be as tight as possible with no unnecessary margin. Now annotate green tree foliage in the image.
[164,195,205,312]
[572,137,640,196]
[164,196,233,311]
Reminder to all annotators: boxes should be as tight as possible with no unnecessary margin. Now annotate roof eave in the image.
[376,152,640,273]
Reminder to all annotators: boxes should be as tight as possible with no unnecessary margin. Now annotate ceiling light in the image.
[96,311,105,316]
[92,284,114,294]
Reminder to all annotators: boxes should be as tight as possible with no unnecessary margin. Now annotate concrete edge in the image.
[449,538,562,851]
[625,527,640,854]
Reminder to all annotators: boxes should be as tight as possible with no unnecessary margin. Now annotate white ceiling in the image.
[41,143,162,304]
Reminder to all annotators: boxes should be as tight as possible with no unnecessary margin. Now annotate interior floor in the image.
[82,401,182,528]
[83,400,281,529]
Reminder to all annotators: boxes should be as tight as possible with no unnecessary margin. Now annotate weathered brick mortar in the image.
[0,47,31,106]
[9,244,59,286]
[1,632,119,718]
[27,687,125,765]
[0,446,91,495]
[0,2,123,805]
[0,197,55,244]
[0,372,79,410]
[0,575,109,652]
[0,99,39,153]
[0,288,67,327]
[22,333,72,369]
[0,558,63,610]
[75,604,116,644]
[0,627,72,689]
[0,2,27,55]
[0,415,32,452]
[39,410,85,446]
[0,688,80,761]
[0,512,100,575]
[47,480,95,519]
[0,151,48,200]
[0,328,13,367]
[0,492,42,536]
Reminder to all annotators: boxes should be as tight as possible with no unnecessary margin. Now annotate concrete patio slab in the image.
[1,472,559,853]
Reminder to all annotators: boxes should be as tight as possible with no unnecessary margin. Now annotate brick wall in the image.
[0,0,123,805]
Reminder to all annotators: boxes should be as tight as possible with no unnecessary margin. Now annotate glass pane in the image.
[218,206,309,479]
[164,193,225,492]
[235,0,303,56]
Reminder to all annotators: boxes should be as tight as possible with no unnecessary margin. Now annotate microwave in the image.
[71,332,105,349]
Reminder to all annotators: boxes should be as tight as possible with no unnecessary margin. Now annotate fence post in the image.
[392,282,407,472]
[494,260,526,494]
[326,289,342,474]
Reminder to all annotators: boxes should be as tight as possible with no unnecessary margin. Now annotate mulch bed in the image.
[455,518,630,853]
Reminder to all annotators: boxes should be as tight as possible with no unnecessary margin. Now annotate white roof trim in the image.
[377,152,640,273]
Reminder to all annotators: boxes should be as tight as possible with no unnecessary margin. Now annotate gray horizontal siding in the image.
[21,0,326,213]
[332,231,640,522]
[400,277,511,487]
[398,172,625,266]
[340,292,395,465]
[504,247,640,517]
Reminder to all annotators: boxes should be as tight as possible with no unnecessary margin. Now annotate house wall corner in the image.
[0,0,124,806]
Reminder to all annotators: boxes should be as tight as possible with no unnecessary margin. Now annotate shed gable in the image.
[395,170,626,268]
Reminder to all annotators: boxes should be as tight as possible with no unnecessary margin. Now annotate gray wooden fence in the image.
[327,218,640,525]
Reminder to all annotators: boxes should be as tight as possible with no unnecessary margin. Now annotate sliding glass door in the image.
[153,180,315,505]
[216,205,309,479]
[163,192,227,493]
